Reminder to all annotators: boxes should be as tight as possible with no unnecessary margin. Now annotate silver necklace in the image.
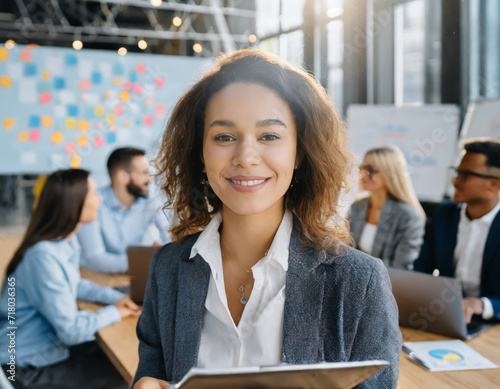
[221,250,254,304]
[220,234,252,273]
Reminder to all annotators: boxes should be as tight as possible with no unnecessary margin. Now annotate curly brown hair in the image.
[154,49,352,253]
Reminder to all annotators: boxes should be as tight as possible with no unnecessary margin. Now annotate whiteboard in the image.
[460,99,500,141]
[347,105,460,201]
[0,44,211,186]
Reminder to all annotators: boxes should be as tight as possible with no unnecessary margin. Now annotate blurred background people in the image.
[77,147,171,273]
[415,138,500,323]
[0,169,140,389]
[349,145,425,270]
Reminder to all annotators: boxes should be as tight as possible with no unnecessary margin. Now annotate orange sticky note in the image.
[118,91,130,102]
[40,92,51,104]
[3,118,14,129]
[41,71,50,79]
[80,80,91,91]
[20,50,32,62]
[0,47,8,61]
[41,116,53,127]
[113,78,121,85]
[104,91,111,99]
[124,120,130,127]
[50,131,64,144]
[77,135,88,147]
[77,120,90,131]
[70,154,81,168]
[18,131,29,141]
[94,105,104,117]
[0,76,12,88]
[65,117,76,129]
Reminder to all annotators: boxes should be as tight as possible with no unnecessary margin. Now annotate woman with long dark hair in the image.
[0,169,140,389]
[133,49,401,389]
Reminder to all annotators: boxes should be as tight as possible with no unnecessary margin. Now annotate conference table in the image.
[79,269,500,388]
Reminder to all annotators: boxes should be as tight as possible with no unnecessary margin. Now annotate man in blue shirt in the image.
[77,147,171,273]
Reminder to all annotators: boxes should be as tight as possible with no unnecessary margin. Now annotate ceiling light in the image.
[118,47,127,56]
[138,40,148,50]
[172,16,182,27]
[72,40,83,50]
[193,43,203,53]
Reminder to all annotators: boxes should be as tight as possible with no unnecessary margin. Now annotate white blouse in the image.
[358,222,377,255]
[190,211,293,368]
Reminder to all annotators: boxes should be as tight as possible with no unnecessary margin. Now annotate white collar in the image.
[460,200,500,226]
[189,210,293,272]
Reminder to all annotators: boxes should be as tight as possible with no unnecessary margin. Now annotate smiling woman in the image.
[133,49,402,389]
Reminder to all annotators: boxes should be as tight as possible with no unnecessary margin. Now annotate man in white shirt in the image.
[416,138,500,322]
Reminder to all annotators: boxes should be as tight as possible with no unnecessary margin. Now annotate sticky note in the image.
[65,143,76,154]
[96,122,104,129]
[114,105,124,115]
[113,62,124,75]
[136,63,146,73]
[37,80,50,93]
[123,81,132,91]
[107,132,116,143]
[24,63,37,76]
[18,131,29,141]
[3,118,14,129]
[29,115,40,128]
[84,107,95,118]
[54,78,65,89]
[77,135,88,147]
[70,154,81,168]
[156,103,165,112]
[0,75,12,88]
[118,91,130,102]
[113,78,121,85]
[145,98,154,105]
[42,71,50,79]
[109,124,116,131]
[41,116,53,127]
[67,105,78,116]
[20,50,32,62]
[143,116,153,126]
[105,113,116,124]
[0,48,8,61]
[65,54,77,65]
[129,71,138,82]
[30,129,41,142]
[65,117,76,129]
[94,135,104,147]
[77,120,90,131]
[40,92,51,104]
[124,120,130,127]
[92,72,102,84]
[133,83,143,94]
[104,91,111,99]
[50,131,64,144]
[80,80,91,91]
[155,77,164,87]
[155,112,165,119]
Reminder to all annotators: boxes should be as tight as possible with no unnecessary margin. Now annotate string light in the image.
[193,43,203,53]
[248,34,257,43]
[72,40,83,50]
[118,47,127,55]
[150,0,162,6]
[5,40,16,49]
[138,40,148,50]
[172,17,182,27]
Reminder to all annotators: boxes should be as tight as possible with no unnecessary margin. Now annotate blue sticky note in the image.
[29,115,40,128]
[65,54,77,65]
[113,62,124,75]
[129,71,138,82]
[37,80,51,93]
[54,78,65,89]
[24,63,37,76]
[85,107,95,119]
[135,117,142,126]
[107,132,116,143]
[92,72,102,84]
[67,105,78,116]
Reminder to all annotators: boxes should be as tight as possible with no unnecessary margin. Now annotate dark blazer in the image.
[415,201,500,318]
[132,219,402,388]
[349,197,425,270]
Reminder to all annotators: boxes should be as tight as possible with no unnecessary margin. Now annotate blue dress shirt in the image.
[76,185,171,273]
[0,237,123,367]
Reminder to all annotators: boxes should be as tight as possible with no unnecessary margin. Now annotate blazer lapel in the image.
[439,205,460,276]
[282,222,326,364]
[172,254,211,382]
[481,210,500,281]
[371,198,396,258]
[350,198,368,245]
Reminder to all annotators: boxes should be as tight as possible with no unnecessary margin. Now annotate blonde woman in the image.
[349,145,425,270]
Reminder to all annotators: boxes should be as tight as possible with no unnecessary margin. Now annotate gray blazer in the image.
[349,197,425,270]
[133,218,402,388]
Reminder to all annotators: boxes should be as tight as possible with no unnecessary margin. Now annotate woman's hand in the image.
[114,296,141,319]
[134,377,171,388]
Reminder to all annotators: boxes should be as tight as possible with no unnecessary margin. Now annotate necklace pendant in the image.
[240,296,248,304]
[239,285,245,292]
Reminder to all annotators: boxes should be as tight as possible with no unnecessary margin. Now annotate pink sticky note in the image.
[29,129,41,142]
[155,77,164,88]
[20,50,32,62]
[136,63,146,74]
[94,136,104,147]
[156,103,165,112]
[143,116,153,126]
[133,83,143,94]
[40,92,51,104]
[114,105,124,115]
[65,143,76,154]
[155,112,165,119]
[123,81,132,91]
[96,122,104,129]
[80,80,91,91]
[145,98,154,105]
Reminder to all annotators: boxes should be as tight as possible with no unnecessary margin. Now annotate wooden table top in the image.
[79,268,500,388]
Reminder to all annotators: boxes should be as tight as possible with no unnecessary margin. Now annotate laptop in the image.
[388,268,493,340]
[127,246,159,304]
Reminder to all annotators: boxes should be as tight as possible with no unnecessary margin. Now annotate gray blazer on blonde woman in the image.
[349,196,425,270]
[133,217,402,388]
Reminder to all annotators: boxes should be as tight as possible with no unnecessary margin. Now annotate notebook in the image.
[127,246,158,304]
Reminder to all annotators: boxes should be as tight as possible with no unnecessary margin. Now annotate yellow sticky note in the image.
[65,118,76,129]
[0,75,12,88]
[3,118,14,129]
[70,154,81,168]
[18,131,28,141]
[77,136,88,147]
[41,71,50,79]
[104,92,111,99]
[105,113,116,124]
[50,131,64,144]
[124,120,130,127]
[94,105,104,117]
[77,120,90,131]
[41,116,53,127]
[0,47,8,61]
[118,90,130,102]
[113,78,121,85]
